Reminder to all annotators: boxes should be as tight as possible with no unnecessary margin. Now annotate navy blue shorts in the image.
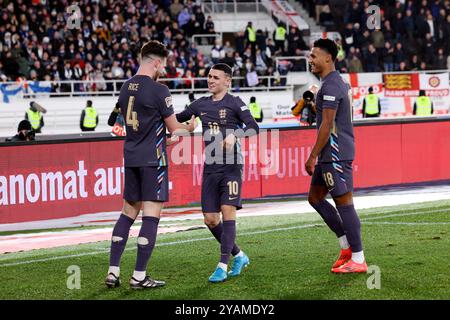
[201,169,243,212]
[123,166,168,202]
[311,161,353,197]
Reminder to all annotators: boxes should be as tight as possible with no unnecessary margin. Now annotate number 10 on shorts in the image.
[227,181,239,196]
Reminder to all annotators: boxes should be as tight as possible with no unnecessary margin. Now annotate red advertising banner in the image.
[1,120,450,224]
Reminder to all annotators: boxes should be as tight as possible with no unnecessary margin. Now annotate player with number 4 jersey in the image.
[105,40,196,290]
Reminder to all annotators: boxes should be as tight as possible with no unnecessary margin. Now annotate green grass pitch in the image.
[0,200,449,300]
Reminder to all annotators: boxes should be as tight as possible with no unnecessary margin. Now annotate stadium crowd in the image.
[0,0,307,92]
[300,0,450,73]
[1,0,448,94]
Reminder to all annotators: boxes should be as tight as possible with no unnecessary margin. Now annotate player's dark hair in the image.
[250,96,256,103]
[211,63,232,78]
[140,40,169,60]
[313,38,338,61]
[87,100,93,107]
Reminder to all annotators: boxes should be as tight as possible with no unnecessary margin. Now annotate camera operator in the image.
[5,120,35,142]
[291,85,318,126]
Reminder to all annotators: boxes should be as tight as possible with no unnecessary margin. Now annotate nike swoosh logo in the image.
[201,112,207,115]
[229,197,238,200]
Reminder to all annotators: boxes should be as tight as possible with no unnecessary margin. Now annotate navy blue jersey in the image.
[316,71,355,163]
[176,93,259,173]
[118,75,174,167]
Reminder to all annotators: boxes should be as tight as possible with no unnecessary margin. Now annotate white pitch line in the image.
[0,223,323,268]
[361,208,450,221]
[364,221,450,226]
[0,207,449,268]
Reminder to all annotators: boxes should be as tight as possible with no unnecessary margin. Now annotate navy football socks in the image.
[135,216,160,272]
[208,222,241,256]
[336,204,363,252]
[220,220,237,265]
[311,200,346,238]
[109,214,134,267]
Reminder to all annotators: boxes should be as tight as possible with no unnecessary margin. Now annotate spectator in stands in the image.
[80,100,99,132]
[371,27,385,53]
[348,54,364,73]
[403,9,415,40]
[423,33,435,65]
[393,42,406,71]
[382,42,395,72]
[434,48,447,70]
[211,39,225,64]
[287,26,308,56]
[234,31,246,55]
[409,55,421,71]
[5,120,35,142]
[365,44,380,72]
[223,41,234,56]
[169,0,184,19]
[292,49,307,72]
[205,15,215,44]
[178,7,191,28]
[25,101,45,133]
[319,5,334,30]
[255,48,268,74]
[222,51,235,69]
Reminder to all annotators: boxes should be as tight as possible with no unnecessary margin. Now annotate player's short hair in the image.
[140,40,169,60]
[313,38,338,61]
[211,63,232,78]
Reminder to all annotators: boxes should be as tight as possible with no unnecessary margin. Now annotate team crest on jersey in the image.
[219,109,227,119]
[165,96,173,108]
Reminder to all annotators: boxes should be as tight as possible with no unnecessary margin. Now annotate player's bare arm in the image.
[305,108,336,176]
[164,114,197,135]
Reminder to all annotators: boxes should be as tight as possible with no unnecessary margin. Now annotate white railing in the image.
[275,56,310,73]
[202,1,265,15]
[0,75,294,99]
[191,33,223,45]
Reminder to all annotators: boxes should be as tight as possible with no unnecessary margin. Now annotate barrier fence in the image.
[1,118,450,224]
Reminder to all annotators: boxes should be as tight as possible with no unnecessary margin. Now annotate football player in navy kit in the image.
[105,40,196,289]
[176,63,259,282]
[306,38,367,273]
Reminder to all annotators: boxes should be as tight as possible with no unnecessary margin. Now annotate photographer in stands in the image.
[291,85,318,126]
[5,120,35,142]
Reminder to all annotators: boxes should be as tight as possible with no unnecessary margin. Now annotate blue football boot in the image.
[228,253,250,277]
[208,267,228,283]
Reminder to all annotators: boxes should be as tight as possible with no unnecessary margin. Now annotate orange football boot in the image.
[332,259,368,273]
[332,248,352,269]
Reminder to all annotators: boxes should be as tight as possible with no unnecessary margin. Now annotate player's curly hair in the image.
[313,38,338,61]
[140,40,169,60]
